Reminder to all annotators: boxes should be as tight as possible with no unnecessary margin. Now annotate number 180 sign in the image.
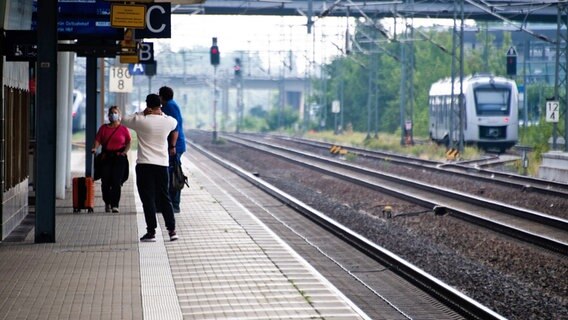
[109,67,133,93]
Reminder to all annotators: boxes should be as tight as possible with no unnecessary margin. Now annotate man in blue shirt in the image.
[159,86,186,213]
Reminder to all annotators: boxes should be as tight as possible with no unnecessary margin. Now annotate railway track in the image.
[188,140,506,320]
[188,130,568,319]
[249,132,568,198]
[219,133,568,255]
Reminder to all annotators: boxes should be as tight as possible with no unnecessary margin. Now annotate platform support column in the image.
[35,0,58,243]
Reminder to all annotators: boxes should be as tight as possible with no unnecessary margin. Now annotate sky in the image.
[150,14,461,74]
[167,15,346,52]
[153,15,351,73]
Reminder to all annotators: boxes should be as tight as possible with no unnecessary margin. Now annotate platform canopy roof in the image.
[169,0,563,24]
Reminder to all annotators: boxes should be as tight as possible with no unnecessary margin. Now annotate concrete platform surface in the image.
[0,151,369,320]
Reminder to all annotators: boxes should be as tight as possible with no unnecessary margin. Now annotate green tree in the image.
[242,115,269,132]
[267,106,299,130]
[314,24,527,138]
[249,105,268,118]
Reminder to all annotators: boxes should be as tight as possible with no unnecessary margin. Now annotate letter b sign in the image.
[139,42,154,63]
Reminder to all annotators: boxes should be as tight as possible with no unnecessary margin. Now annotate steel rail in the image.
[253,132,568,198]
[221,133,568,255]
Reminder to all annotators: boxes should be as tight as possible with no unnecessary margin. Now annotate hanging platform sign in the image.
[111,4,146,29]
[134,3,171,39]
[2,30,37,61]
[31,0,124,40]
[109,66,133,93]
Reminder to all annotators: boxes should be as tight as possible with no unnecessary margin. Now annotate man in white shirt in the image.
[121,94,179,242]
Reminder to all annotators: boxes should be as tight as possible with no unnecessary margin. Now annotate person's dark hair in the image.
[145,94,161,108]
[158,86,174,101]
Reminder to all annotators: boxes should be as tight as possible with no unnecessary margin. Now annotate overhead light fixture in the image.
[154,0,207,4]
[343,1,403,6]
[257,0,293,3]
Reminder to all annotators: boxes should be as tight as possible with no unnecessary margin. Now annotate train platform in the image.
[0,150,370,320]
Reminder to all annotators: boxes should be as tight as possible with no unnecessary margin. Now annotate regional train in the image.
[428,73,519,152]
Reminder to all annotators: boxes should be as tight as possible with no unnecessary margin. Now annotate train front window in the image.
[474,88,510,116]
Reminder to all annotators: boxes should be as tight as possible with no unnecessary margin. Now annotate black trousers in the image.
[100,154,128,208]
[135,164,176,234]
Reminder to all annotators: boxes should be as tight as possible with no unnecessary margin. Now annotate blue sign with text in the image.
[128,64,145,76]
[31,0,123,40]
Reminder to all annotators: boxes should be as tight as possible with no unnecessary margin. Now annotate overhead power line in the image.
[464,0,556,43]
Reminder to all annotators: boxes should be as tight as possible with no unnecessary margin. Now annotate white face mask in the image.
[109,113,120,122]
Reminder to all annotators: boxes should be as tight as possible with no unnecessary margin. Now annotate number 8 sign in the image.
[109,67,133,93]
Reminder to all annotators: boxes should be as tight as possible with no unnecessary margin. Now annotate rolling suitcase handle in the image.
[90,150,96,179]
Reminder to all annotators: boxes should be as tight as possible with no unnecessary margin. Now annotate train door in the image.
[443,95,451,143]
[429,96,439,140]
[462,88,474,142]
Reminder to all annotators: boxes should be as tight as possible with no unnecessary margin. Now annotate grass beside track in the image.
[303,130,481,161]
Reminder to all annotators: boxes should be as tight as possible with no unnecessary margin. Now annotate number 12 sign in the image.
[109,67,133,93]
[546,101,559,123]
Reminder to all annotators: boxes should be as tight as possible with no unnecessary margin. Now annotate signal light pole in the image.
[234,57,243,133]
[210,37,220,141]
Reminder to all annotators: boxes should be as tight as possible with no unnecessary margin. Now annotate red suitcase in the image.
[73,176,95,213]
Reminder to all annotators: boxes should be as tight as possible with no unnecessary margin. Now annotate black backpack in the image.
[171,159,189,191]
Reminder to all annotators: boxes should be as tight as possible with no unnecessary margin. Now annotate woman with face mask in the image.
[91,106,132,213]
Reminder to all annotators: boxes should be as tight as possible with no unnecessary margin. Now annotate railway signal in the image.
[210,37,219,142]
[234,58,242,77]
[506,46,517,76]
[210,37,220,66]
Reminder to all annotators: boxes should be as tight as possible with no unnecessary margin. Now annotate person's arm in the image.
[120,141,131,156]
[91,127,102,153]
[118,127,132,156]
[169,130,179,156]
[120,113,137,129]
[91,140,100,154]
